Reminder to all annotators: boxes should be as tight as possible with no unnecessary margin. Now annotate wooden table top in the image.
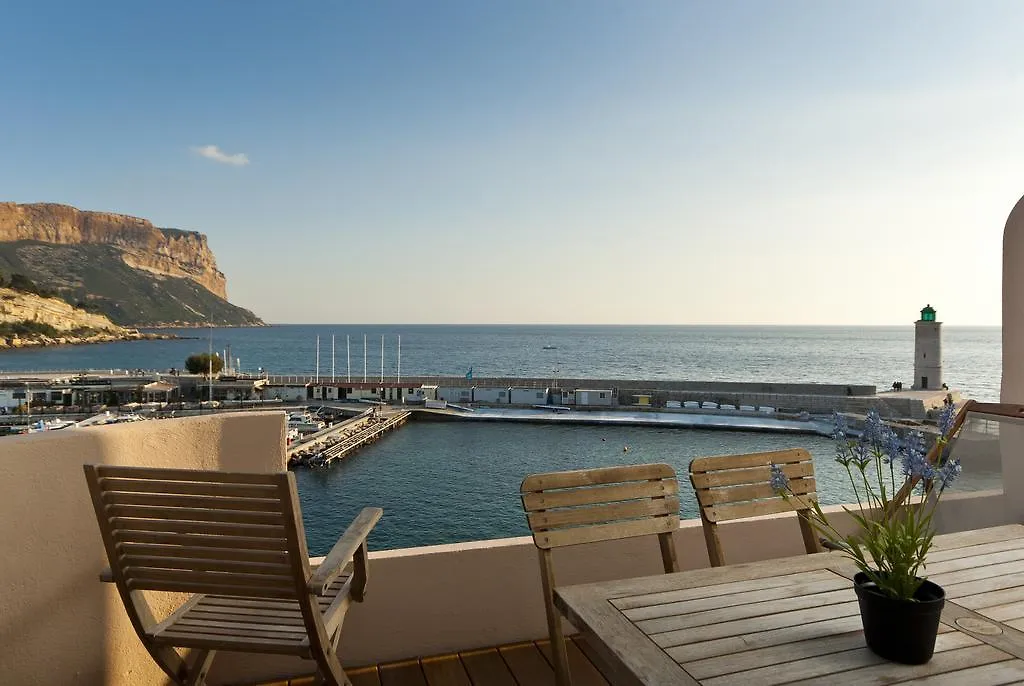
[555,524,1024,685]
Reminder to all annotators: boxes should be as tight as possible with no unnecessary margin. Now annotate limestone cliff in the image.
[0,287,174,348]
[0,202,227,297]
[0,202,263,327]
[0,287,121,332]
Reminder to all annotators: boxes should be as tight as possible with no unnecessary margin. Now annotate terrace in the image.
[2,209,1024,686]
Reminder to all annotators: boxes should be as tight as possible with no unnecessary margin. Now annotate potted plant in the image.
[770,404,963,665]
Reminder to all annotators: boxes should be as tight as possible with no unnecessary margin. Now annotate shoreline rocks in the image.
[0,330,178,349]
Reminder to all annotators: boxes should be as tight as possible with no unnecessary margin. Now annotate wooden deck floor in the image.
[258,636,612,686]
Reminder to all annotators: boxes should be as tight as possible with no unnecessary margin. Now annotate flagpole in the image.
[315,336,320,384]
[397,335,401,385]
[380,335,384,383]
[363,334,367,383]
[331,335,335,382]
[347,335,351,383]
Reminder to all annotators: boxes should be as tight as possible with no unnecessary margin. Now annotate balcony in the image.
[0,410,1016,685]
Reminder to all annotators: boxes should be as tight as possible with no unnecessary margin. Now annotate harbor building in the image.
[914,304,943,390]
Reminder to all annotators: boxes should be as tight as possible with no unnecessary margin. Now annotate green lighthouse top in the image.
[920,304,936,322]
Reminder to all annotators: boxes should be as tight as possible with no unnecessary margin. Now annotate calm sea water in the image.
[0,325,1001,553]
[0,325,1002,400]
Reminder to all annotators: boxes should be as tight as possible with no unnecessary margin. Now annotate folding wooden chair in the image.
[520,463,681,686]
[83,465,381,686]
[689,448,819,567]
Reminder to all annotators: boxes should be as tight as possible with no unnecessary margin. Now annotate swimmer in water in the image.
[623,446,630,452]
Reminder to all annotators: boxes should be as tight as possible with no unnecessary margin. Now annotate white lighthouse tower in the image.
[913,304,943,390]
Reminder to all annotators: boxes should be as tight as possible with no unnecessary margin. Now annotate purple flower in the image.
[863,410,885,448]
[881,426,902,462]
[938,403,957,438]
[900,432,935,480]
[851,441,872,469]
[832,412,850,441]
[769,463,789,492]
[936,458,962,491]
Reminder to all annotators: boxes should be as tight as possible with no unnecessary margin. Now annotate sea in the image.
[0,325,1002,554]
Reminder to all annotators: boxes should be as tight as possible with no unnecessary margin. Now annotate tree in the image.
[185,353,224,376]
[9,273,39,294]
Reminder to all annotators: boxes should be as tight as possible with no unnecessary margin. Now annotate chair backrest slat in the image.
[85,465,308,600]
[689,448,819,566]
[690,448,816,522]
[521,463,680,550]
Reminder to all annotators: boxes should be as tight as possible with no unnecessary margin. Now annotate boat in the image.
[287,412,327,433]
[542,345,558,350]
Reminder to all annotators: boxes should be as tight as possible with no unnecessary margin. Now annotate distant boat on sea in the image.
[542,345,558,350]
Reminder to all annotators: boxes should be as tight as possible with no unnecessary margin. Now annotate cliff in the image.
[0,287,169,348]
[0,202,227,297]
[0,203,263,327]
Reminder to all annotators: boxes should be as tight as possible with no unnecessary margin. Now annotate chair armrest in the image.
[308,507,382,596]
[99,567,114,583]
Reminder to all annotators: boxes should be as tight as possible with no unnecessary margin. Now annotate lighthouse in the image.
[914,304,943,390]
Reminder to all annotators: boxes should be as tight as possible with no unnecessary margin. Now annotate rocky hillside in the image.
[0,287,167,348]
[0,203,263,327]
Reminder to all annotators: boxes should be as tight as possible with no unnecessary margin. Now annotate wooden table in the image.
[555,524,1024,685]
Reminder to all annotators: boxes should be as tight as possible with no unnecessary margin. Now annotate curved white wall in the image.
[1003,193,1024,402]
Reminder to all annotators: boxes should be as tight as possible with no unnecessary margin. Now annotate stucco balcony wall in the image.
[0,411,287,686]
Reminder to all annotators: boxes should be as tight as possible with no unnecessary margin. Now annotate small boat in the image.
[542,345,558,350]
[287,412,327,433]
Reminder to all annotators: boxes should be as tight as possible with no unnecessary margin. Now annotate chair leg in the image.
[317,652,353,686]
[184,650,216,686]
[539,549,572,686]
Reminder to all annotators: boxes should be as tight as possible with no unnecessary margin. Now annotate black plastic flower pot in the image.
[853,572,946,664]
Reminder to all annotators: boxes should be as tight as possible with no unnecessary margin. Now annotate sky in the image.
[1,1,1022,326]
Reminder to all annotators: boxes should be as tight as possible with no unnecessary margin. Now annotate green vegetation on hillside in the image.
[0,321,102,338]
[0,242,262,327]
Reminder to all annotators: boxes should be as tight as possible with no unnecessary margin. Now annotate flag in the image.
[465,366,473,380]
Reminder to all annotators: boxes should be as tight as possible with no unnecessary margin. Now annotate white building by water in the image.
[913,304,943,391]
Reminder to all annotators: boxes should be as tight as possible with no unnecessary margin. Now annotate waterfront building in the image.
[914,304,943,390]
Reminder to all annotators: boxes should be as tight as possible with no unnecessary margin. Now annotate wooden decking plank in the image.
[458,648,517,686]
[498,642,556,686]
[784,645,1011,686]
[700,631,977,686]
[420,654,472,686]
[536,639,609,686]
[348,665,383,686]
[894,659,1024,685]
[379,659,428,686]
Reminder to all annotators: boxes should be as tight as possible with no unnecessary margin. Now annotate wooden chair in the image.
[83,465,382,686]
[520,463,680,686]
[689,448,819,567]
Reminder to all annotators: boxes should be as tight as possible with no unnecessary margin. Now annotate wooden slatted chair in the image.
[689,448,819,567]
[520,463,681,686]
[83,465,382,686]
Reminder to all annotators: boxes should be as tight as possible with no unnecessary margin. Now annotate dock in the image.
[288,409,411,467]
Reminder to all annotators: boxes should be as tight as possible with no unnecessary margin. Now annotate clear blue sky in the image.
[2,1,1021,325]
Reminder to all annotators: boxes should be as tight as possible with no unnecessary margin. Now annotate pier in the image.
[287,408,411,467]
